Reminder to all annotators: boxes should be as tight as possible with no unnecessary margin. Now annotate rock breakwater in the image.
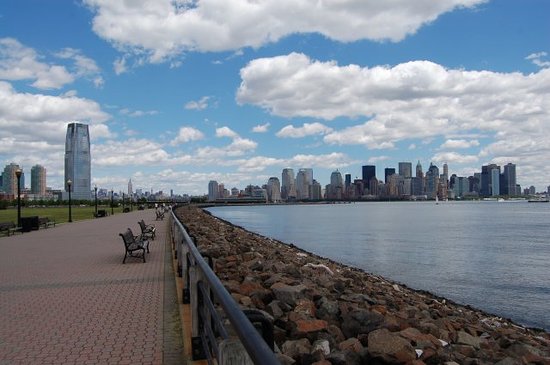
[175,205,550,364]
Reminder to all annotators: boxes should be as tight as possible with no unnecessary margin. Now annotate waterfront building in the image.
[411,176,423,196]
[208,180,218,201]
[266,177,281,203]
[281,168,296,201]
[362,165,376,188]
[416,161,423,178]
[425,163,439,199]
[128,179,133,196]
[327,170,343,200]
[384,168,396,184]
[491,168,500,196]
[398,162,412,178]
[30,165,46,195]
[344,173,351,197]
[369,177,379,196]
[502,163,517,196]
[310,180,322,200]
[296,169,310,200]
[2,163,22,195]
[65,122,91,200]
[480,164,499,197]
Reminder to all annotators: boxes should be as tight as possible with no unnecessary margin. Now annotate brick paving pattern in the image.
[0,210,185,365]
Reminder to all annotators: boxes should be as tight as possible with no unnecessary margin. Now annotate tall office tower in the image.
[2,163,22,195]
[299,168,313,185]
[502,163,517,196]
[416,160,423,178]
[328,170,343,199]
[398,162,412,178]
[362,165,376,187]
[310,180,322,200]
[344,173,351,197]
[425,163,439,199]
[65,123,91,200]
[491,169,500,196]
[31,165,46,195]
[384,168,396,184]
[208,180,218,201]
[128,179,133,195]
[481,164,500,196]
[295,170,310,200]
[281,168,296,200]
[267,177,281,202]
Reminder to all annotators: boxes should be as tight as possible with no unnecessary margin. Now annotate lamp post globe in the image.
[15,168,22,228]
[67,179,73,223]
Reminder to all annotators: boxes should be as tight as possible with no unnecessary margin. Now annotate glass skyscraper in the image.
[65,123,91,200]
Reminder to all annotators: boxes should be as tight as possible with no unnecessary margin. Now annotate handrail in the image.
[170,207,280,365]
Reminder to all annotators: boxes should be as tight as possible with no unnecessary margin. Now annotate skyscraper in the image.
[208,180,218,201]
[267,177,281,202]
[362,165,376,187]
[502,163,517,196]
[128,179,133,196]
[295,170,309,200]
[2,163,22,196]
[384,168,396,184]
[398,162,412,178]
[65,123,91,200]
[281,168,296,201]
[416,160,423,178]
[31,164,46,195]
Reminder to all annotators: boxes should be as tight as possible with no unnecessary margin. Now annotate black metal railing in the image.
[170,207,279,365]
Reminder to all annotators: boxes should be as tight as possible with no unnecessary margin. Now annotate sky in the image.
[0,0,549,195]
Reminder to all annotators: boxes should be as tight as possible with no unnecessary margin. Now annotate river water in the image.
[206,201,550,331]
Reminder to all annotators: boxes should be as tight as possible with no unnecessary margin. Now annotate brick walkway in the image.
[0,210,185,365]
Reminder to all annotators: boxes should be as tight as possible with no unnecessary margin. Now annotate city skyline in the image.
[1,1,549,195]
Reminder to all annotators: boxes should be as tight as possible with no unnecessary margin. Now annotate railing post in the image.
[218,339,254,365]
[190,265,206,360]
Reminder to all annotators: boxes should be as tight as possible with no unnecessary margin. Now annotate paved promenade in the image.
[0,210,185,365]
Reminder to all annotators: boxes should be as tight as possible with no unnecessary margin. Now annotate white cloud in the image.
[276,122,333,138]
[170,126,205,145]
[237,53,550,159]
[368,156,390,163]
[83,0,485,63]
[113,57,127,75]
[252,122,270,133]
[0,38,74,89]
[55,47,104,87]
[185,96,210,110]
[440,139,480,149]
[0,81,110,144]
[120,108,159,117]
[215,126,239,139]
[432,151,479,165]
[526,52,550,68]
[93,139,170,166]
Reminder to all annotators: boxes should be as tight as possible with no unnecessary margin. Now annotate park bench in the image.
[118,228,149,264]
[94,209,108,218]
[38,217,56,229]
[138,219,156,240]
[0,221,20,236]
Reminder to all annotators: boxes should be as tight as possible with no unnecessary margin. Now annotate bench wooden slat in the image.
[118,228,149,264]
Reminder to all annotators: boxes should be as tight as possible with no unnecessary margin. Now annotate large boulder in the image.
[271,282,308,307]
[341,309,384,338]
[368,328,417,364]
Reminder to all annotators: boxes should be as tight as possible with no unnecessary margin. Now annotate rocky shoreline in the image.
[175,205,550,364]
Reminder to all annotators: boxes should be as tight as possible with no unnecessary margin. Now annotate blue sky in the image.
[1,0,549,195]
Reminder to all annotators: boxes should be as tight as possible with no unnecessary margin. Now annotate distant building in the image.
[310,180,322,200]
[65,123,91,200]
[128,179,133,196]
[425,163,439,199]
[502,163,517,196]
[362,165,376,190]
[281,168,296,201]
[398,162,412,178]
[415,160,423,178]
[208,180,218,201]
[384,168,395,184]
[2,163,22,195]
[295,169,310,200]
[267,177,281,202]
[31,164,46,195]
[327,170,343,199]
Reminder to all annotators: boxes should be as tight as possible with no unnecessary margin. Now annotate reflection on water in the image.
[207,201,550,330]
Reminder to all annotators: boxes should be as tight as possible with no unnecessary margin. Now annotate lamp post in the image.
[15,168,22,228]
[67,179,72,222]
[111,190,114,215]
[94,185,98,217]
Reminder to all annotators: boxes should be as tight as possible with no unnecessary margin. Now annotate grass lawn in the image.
[0,205,128,224]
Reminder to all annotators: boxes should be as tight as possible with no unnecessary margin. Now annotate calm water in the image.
[207,201,550,331]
